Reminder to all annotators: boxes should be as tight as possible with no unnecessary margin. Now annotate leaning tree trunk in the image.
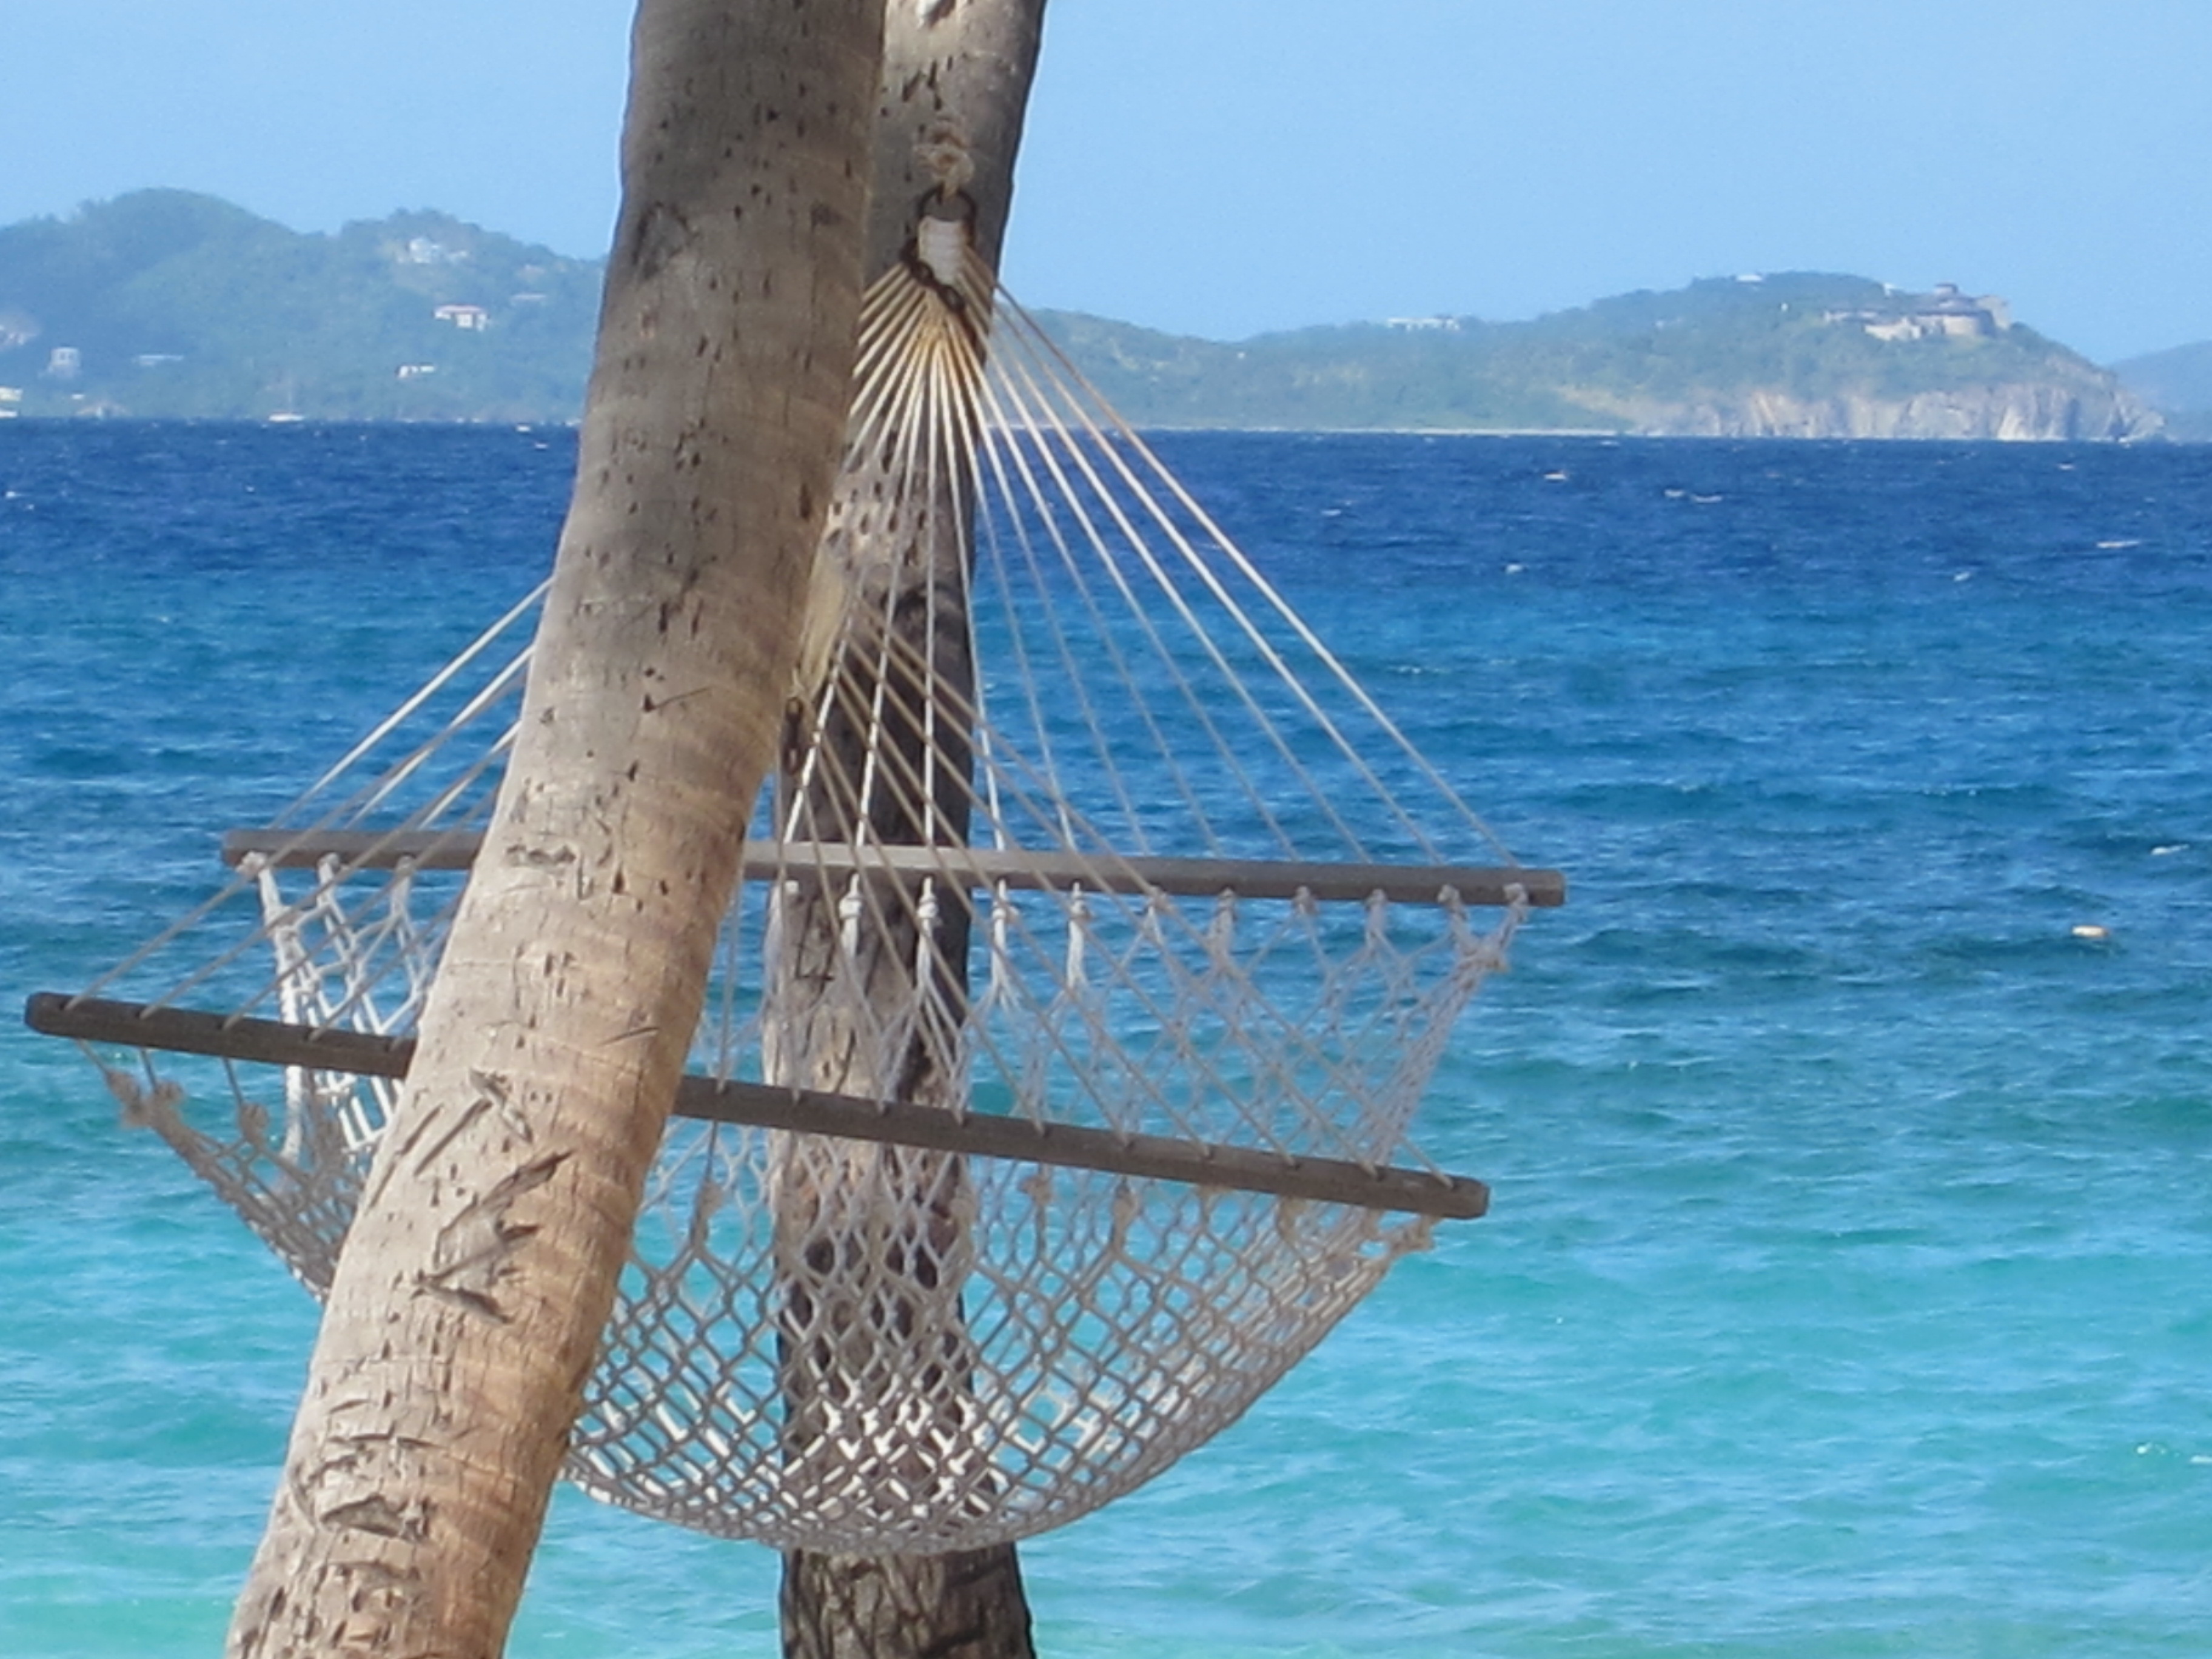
[769,4,1047,1657]
[225,3,882,1655]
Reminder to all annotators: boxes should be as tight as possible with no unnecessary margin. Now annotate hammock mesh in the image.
[56,233,1539,1553]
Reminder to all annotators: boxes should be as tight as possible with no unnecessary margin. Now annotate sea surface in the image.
[4,423,2210,1657]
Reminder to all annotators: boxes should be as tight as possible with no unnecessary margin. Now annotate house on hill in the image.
[1827,283,2014,343]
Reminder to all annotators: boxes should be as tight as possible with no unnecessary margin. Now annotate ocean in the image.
[4,423,2209,1656]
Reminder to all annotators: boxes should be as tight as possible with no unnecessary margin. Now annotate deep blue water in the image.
[5,423,2211,1656]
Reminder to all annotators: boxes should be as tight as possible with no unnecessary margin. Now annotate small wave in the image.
[2095,538,2142,550]
[2151,843,2188,857]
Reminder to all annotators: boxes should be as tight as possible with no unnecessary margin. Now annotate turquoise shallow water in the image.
[4,424,2210,1655]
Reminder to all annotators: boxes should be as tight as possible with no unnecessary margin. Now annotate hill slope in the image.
[0,193,2166,439]
[1038,273,2157,440]
[2112,341,2212,441]
[0,190,598,421]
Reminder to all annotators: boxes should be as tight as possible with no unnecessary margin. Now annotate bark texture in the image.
[774,4,1047,1657]
[226,2,881,1654]
[862,0,1042,273]
[782,1547,1037,1659]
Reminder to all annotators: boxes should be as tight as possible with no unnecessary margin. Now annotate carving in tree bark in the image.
[771,4,1047,1656]
[224,2,883,1654]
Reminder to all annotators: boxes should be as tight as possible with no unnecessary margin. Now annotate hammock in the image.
[28,216,1561,1554]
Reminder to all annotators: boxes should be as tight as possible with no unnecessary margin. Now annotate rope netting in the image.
[41,220,1550,1552]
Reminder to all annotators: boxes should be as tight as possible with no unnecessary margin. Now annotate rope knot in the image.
[916,119,974,199]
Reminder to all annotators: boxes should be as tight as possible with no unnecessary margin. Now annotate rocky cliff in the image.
[1036,273,2168,441]
[2111,340,2212,441]
[1581,381,2162,441]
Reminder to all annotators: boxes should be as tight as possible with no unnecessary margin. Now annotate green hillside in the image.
[1037,273,2157,440]
[0,190,598,421]
[0,192,2167,439]
[2112,341,2212,441]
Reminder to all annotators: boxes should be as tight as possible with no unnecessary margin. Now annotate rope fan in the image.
[28,215,1563,1555]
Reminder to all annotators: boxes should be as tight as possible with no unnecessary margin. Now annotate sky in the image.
[4,1,2210,363]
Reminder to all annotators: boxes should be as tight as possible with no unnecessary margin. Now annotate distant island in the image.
[2109,341,2212,442]
[1041,281,2163,442]
[0,192,600,424]
[0,189,2188,440]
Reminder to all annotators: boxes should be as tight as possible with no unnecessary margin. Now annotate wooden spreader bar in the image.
[219,828,1564,910]
[24,993,1489,1221]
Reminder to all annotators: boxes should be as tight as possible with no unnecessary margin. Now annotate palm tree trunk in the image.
[773,5,1046,1657]
[225,4,882,1654]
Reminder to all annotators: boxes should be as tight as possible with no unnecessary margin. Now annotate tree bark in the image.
[782,1547,1037,1659]
[225,4,882,1655]
[773,5,1047,1657]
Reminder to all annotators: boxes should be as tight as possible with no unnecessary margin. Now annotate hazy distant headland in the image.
[2108,341,2212,442]
[0,190,2191,440]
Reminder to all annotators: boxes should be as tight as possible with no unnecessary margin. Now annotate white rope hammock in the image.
[30,218,1559,1553]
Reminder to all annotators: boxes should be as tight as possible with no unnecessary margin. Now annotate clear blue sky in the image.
[4,0,2208,363]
